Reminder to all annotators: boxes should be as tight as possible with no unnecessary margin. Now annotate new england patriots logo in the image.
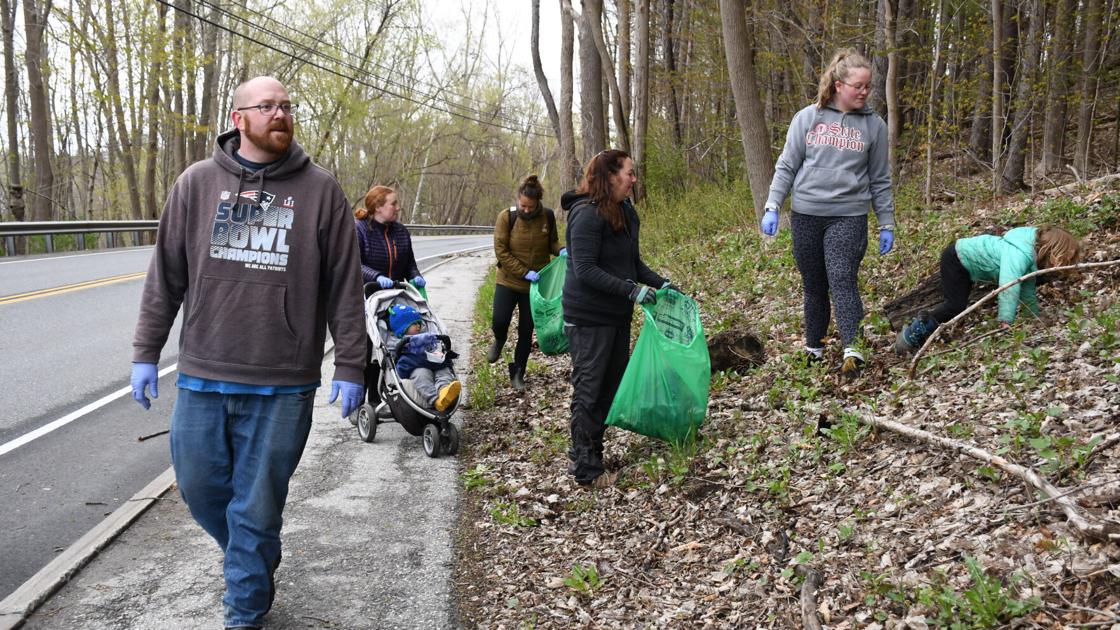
[240,190,276,211]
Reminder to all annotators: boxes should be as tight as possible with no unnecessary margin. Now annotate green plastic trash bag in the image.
[529,255,569,355]
[410,280,428,302]
[606,288,710,443]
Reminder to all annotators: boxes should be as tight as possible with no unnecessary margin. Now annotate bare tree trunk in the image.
[662,0,683,147]
[1036,0,1077,175]
[22,0,54,221]
[563,1,605,159]
[103,0,143,221]
[969,53,992,162]
[718,0,774,223]
[1073,0,1103,176]
[1,0,24,223]
[991,0,1005,189]
[585,0,631,152]
[143,0,168,221]
[867,0,889,118]
[999,0,1043,192]
[532,0,563,142]
[924,0,944,206]
[884,0,901,182]
[195,3,221,159]
[632,0,650,201]
[559,0,580,186]
[170,0,189,177]
[618,0,632,125]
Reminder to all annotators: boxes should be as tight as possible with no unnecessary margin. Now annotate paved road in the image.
[0,235,490,599]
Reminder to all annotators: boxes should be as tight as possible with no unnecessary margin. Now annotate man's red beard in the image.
[244,116,293,156]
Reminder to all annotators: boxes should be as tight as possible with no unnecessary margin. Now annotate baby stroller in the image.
[354,282,461,457]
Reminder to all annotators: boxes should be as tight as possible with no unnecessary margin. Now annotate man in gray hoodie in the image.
[129,76,366,629]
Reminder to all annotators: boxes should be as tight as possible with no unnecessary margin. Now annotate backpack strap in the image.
[507,206,518,231]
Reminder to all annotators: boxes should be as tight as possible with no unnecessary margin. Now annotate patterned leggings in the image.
[790,212,868,348]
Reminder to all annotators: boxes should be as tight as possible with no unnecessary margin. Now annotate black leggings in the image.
[491,284,533,371]
[790,212,868,348]
[930,242,973,324]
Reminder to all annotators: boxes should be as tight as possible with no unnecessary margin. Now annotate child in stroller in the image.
[355,283,463,458]
[388,304,462,412]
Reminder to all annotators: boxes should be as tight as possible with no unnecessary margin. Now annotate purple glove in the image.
[879,229,894,255]
[376,276,394,290]
[524,270,540,282]
[328,379,365,419]
[130,362,158,410]
[412,276,426,288]
[761,209,779,236]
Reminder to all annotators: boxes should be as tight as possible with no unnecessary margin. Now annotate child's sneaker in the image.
[894,312,938,355]
[435,380,461,412]
[840,349,865,380]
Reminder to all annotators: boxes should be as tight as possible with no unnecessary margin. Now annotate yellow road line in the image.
[0,271,147,305]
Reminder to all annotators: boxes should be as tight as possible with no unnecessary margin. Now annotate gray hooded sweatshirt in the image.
[132,129,367,386]
[766,103,894,228]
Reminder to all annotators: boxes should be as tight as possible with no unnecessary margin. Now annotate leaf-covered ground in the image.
[452,177,1120,629]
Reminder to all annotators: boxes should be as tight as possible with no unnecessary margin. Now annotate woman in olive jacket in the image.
[488,175,563,390]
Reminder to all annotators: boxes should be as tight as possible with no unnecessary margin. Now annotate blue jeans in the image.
[169,388,315,628]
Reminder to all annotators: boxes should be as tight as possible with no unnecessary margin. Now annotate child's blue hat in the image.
[389,304,423,336]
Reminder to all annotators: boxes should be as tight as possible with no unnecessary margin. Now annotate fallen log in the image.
[860,413,1120,545]
[908,260,1120,377]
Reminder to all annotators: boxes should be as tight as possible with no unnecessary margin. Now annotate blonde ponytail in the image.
[816,48,872,109]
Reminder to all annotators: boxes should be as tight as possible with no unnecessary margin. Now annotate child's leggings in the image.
[410,367,456,407]
[930,242,973,324]
[790,212,867,348]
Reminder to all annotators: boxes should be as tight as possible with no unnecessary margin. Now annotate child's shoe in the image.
[840,349,865,380]
[435,380,461,412]
[894,312,938,355]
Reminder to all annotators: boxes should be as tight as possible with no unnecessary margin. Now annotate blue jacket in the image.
[355,218,420,284]
[395,334,453,379]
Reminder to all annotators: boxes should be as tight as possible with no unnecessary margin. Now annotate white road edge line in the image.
[0,364,179,458]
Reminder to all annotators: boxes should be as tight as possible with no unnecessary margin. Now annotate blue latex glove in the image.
[376,276,394,290]
[130,362,158,410]
[879,229,894,255]
[328,379,365,419]
[559,247,568,257]
[761,209,779,236]
[411,276,426,288]
[524,270,540,283]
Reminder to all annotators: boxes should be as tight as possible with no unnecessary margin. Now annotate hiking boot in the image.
[840,354,865,380]
[509,363,526,391]
[894,313,938,355]
[486,339,503,364]
[435,380,461,412]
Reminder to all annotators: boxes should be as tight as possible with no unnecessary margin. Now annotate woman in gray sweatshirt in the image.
[760,49,896,379]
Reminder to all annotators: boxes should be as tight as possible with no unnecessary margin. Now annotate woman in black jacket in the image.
[561,149,674,488]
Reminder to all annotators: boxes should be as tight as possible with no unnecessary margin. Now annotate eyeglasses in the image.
[235,103,298,116]
[838,81,870,94]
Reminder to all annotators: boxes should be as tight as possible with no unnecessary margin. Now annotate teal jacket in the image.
[954,227,1039,323]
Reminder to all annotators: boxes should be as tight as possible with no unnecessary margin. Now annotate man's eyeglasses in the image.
[235,103,298,116]
[838,81,870,94]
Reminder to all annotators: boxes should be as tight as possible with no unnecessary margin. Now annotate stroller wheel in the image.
[357,404,377,443]
[422,424,442,458]
[442,423,460,456]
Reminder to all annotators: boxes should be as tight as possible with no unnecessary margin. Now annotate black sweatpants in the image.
[930,242,973,324]
[491,284,534,373]
[566,324,630,484]
[790,212,868,348]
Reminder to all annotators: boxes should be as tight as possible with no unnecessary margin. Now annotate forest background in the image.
[2,0,1118,234]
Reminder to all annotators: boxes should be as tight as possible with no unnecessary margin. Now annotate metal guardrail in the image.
[0,221,493,255]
